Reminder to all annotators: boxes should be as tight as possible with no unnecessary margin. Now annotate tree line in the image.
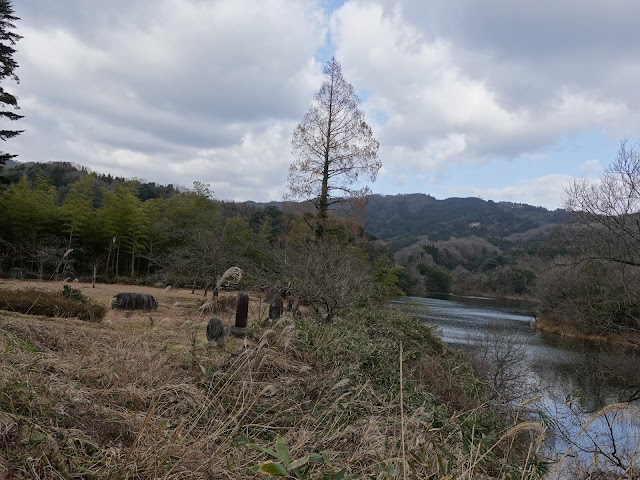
[537,139,640,342]
[1,169,404,312]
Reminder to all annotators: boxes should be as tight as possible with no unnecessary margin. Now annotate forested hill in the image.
[2,162,568,245]
[364,193,568,242]
[1,161,183,201]
[360,194,570,297]
[0,160,571,297]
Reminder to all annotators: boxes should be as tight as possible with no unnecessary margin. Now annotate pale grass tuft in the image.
[331,378,350,391]
[259,385,278,397]
[216,266,243,288]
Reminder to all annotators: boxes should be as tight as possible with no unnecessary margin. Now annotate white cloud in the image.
[329,0,635,186]
[452,174,573,210]
[8,0,640,205]
[580,159,602,176]
[12,0,326,201]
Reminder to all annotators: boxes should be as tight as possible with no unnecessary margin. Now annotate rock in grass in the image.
[268,293,284,320]
[110,292,158,311]
[8,267,27,279]
[57,270,75,281]
[206,316,225,347]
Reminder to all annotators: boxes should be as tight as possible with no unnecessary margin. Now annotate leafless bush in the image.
[466,326,536,407]
[283,239,376,321]
[556,139,640,340]
[536,260,640,340]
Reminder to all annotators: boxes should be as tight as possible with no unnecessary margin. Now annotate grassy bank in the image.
[533,314,640,349]
[0,281,547,479]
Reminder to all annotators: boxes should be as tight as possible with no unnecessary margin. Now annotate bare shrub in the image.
[552,139,640,341]
[537,261,640,339]
[466,326,535,406]
[200,294,236,314]
[284,239,375,321]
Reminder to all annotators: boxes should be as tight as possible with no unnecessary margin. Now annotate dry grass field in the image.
[0,279,550,479]
[0,279,267,331]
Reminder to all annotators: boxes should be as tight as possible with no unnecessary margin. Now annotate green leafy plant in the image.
[246,436,356,479]
[62,284,88,303]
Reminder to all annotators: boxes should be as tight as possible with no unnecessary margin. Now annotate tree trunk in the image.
[105,244,112,277]
[317,83,333,237]
[115,244,120,277]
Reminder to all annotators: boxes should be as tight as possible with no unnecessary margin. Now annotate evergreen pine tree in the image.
[0,0,23,167]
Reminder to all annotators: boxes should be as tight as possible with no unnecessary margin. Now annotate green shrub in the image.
[62,284,89,303]
[0,287,107,322]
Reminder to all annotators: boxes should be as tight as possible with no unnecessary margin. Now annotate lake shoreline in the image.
[533,315,640,349]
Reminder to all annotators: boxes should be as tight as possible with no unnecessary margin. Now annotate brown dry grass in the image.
[533,313,640,349]
[0,279,547,479]
[0,280,272,340]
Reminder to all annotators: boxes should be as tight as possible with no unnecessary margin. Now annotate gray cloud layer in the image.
[7,0,640,206]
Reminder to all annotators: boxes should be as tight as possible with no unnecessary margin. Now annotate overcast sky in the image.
[7,0,640,209]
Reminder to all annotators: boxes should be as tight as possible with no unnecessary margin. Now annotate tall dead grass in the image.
[0,298,549,479]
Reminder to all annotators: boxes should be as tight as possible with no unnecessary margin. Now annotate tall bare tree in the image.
[288,57,380,237]
[564,138,640,268]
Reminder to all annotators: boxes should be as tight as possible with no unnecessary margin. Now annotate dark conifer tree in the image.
[0,0,23,167]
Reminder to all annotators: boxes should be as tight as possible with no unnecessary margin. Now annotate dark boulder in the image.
[110,292,158,311]
[8,267,27,279]
[57,271,75,281]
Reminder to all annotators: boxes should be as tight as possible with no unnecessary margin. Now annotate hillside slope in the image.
[364,193,567,242]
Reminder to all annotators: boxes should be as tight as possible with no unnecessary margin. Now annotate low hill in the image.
[364,193,568,242]
[361,194,566,296]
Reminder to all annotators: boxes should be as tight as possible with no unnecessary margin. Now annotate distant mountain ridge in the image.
[364,193,568,242]
[3,160,567,244]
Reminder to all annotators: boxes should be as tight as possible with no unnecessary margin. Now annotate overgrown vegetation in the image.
[0,295,549,479]
[537,140,640,345]
[0,159,566,299]
[0,286,107,321]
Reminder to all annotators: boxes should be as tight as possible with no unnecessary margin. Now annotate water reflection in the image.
[392,295,640,475]
[392,295,639,405]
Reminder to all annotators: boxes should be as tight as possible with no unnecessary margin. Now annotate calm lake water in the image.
[392,294,640,476]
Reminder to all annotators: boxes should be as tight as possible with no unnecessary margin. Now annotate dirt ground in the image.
[0,278,271,337]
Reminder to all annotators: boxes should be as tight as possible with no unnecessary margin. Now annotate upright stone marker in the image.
[230,291,252,337]
[235,291,249,327]
[268,293,284,320]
